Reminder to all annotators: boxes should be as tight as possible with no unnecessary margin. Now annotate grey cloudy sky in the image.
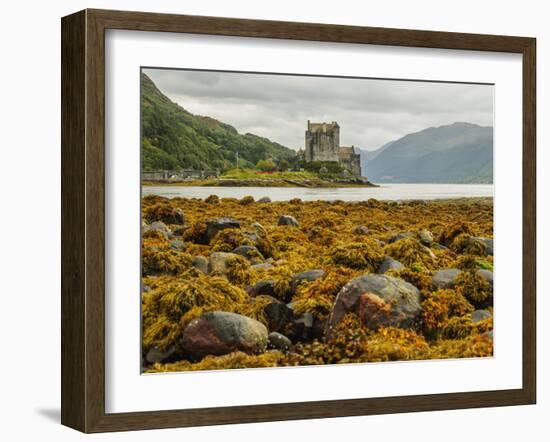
[143,68,494,151]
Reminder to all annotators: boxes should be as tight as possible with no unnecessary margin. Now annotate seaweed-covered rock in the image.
[290,269,326,293]
[418,229,434,246]
[477,269,494,288]
[377,256,405,274]
[143,221,171,237]
[354,225,370,235]
[232,245,265,264]
[145,346,177,364]
[474,237,494,256]
[471,309,492,323]
[268,332,291,350]
[328,274,421,334]
[205,217,241,243]
[389,231,414,243]
[251,262,274,271]
[278,215,299,227]
[208,252,246,275]
[181,311,268,359]
[432,268,461,289]
[264,302,293,333]
[169,239,186,251]
[247,280,277,297]
[191,255,209,274]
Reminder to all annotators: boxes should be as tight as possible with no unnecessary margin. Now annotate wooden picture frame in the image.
[61,8,536,433]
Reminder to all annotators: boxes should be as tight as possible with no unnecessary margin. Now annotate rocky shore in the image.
[141,195,494,372]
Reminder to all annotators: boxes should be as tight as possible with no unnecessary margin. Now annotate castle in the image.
[304,120,362,176]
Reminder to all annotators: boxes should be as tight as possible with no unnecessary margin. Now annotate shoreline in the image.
[141,178,378,188]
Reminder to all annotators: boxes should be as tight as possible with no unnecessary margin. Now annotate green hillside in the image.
[141,72,296,171]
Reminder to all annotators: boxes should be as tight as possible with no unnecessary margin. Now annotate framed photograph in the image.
[61,9,536,433]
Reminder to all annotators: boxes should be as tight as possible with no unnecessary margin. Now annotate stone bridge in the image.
[142,169,220,181]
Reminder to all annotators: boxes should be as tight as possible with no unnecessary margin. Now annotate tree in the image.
[279,159,290,171]
[256,158,277,172]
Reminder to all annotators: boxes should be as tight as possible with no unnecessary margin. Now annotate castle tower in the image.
[305,120,340,162]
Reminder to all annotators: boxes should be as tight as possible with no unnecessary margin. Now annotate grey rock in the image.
[257,197,272,203]
[145,346,176,364]
[290,269,326,294]
[477,269,494,288]
[377,256,405,274]
[268,332,292,350]
[471,309,492,323]
[181,311,268,359]
[328,274,421,334]
[278,215,299,227]
[169,239,186,251]
[291,312,315,341]
[418,229,434,246]
[232,245,265,264]
[432,268,461,289]
[191,256,209,274]
[250,222,267,237]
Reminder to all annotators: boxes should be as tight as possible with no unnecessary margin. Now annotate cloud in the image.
[143,68,493,151]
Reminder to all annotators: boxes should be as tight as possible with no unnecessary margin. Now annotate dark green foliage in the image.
[141,72,296,171]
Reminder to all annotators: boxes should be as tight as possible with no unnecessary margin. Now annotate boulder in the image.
[471,309,492,323]
[268,332,292,350]
[246,280,277,297]
[291,312,315,341]
[143,221,171,238]
[418,229,434,246]
[278,215,299,227]
[232,245,265,264]
[207,252,245,275]
[377,256,405,274]
[432,268,461,289]
[181,311,268,359]
[250,222,267,237]
[257,196,272,203]
[328,274,421,334]
[191,256,209,274]
[205,217,241,243]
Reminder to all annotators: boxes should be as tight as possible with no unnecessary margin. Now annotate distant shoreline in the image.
[141,178,378,188]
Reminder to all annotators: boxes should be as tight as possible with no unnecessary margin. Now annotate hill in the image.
[362,122,493,183]
[141,73,296,171]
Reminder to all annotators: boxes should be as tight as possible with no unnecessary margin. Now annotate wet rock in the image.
[377,256,405,274]
[205,217,241,243]
[278,215,299,227]
[389,231,414,243]
[268,332,291,350]
[246,280,277,297]
[145,346,177,364]
[354,225,370,235]
[471,309,492,323]
[257,196,272,203]
[418,229,434,246]
[432,268,461,289]
[208,252,245,275]
[191,255,209,274]
[181,311,268,359]
[169,239,186,251]
[232,245,265,264]
[328,274,421,334]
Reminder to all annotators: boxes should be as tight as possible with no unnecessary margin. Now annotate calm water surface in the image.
[142,183,493,202]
